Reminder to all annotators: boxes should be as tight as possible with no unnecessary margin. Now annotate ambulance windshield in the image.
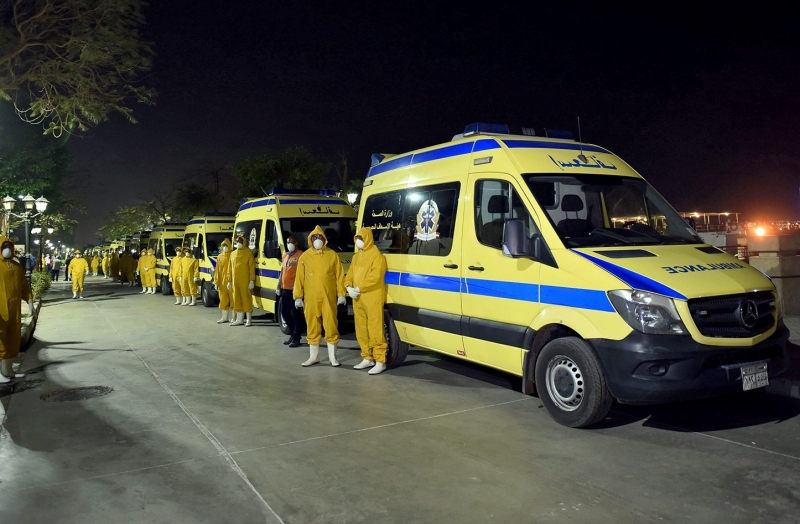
[525,174,703,248]
[281,218,354,252]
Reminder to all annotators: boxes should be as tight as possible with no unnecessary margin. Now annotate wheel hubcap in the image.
[545,356,584,411]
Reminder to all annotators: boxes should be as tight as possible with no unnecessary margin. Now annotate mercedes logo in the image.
[739,300,759,329]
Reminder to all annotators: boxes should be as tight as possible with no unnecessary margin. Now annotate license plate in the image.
[741,362,768,391]
[347,304,354,316]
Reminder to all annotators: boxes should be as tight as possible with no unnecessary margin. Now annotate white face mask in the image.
[287,243,295,252]
[1,248,11,259]
[76,254,81,258]
[235,242,243,249]
[313,239,324,250]
[355,239,365,250]
[222,246,229,253]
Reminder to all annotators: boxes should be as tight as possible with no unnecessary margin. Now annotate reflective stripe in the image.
[572,250,686,300]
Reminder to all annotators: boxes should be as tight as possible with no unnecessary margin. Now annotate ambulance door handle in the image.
[443,263,458,269]
[468,265,485,272]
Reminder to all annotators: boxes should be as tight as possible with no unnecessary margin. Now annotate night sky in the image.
[66,2,800,245]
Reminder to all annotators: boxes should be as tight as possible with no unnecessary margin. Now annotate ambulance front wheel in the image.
[384,309,408,368]
[161,276,173,295]
[535,337,613,428]
[201,282,215,307]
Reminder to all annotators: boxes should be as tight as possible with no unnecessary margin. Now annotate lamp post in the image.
[347,192,359,206]
[3,194,49,284]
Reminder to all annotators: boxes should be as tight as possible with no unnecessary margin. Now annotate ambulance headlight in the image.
[608,290,687,335]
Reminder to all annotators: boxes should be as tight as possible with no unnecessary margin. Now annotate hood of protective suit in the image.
[147,248,154,256]
[310,225,327,247]
[220,238,232,251]
[355,227,375,250]
[1,236,15,260]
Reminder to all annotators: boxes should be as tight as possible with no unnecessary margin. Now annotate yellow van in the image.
[148,223,186,294]
[131,230,150,257]
[360,123,789,428]
[234,190,357,327]
[181,214,235,306]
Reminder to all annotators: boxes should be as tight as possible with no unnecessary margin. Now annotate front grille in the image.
[688,291,775,338]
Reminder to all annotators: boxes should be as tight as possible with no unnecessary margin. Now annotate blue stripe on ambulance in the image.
[572,250,687,301]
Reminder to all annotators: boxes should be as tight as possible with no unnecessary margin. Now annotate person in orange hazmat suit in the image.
[294,226,346,367]
[214,238,233,323]
[228,235,255,326]
[180,247,199,306]
[345,227,389,375]
[0,236,33,383]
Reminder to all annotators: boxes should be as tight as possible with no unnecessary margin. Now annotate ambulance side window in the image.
[475,180,538,250]
[404,183,459,257]
[362,190,405,253]
[236,219,262,256]
[263,220,280,260]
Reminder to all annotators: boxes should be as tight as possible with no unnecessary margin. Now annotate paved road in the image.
[1,277,799,523]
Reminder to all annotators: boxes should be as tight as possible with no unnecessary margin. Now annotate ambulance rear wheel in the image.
[201,282,215,307]
[384,309,408,368]
[161,276,172,296]
[535,337,613,428]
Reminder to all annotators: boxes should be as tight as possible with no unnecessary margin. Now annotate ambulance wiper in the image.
[588,229,634,244]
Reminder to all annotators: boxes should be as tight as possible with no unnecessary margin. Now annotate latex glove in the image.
[136,271,140,276]
[194,277,201,283]
[213,284,218,291]
[248,280,254,290]
[144,267,149,272]
[28,300,34,316]
[295,298,303,309]
[179,277,183,283]
[337,296,346,306]
[169,277,173,283]
[85,271,89,276]
[227,282,231,291]
[347,286,361,299]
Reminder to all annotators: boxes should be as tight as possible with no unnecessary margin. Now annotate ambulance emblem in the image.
[416,199,440,241]
[249,228,258,250]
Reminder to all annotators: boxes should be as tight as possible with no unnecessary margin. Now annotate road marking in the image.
[229,397,532,456]
[93,302,285,524]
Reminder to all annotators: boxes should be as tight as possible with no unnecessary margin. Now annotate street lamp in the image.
[347,192,359,205]
[3,194,49,283]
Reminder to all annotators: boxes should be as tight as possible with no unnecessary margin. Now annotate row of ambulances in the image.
[356,122,789,428]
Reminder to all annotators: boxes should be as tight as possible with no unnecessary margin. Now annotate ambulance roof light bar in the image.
[269,188,338,196]
[462,123,575,141]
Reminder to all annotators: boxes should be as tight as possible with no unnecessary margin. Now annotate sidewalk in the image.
[768,316,800,399]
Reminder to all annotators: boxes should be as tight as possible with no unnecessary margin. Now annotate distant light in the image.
[755,227,766,236]
[347,193,358,205]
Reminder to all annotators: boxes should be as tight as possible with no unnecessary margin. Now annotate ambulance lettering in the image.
[661,262,746,274]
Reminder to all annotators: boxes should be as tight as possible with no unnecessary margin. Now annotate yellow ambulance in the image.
[234,190,357,327]
[181,214,235,306]
[148,223,186,294]
[360,122,789,428]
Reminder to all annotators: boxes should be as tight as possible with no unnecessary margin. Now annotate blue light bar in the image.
[269,188,338,196]
[544,129,574,140]
[371,153,385,166]
[463,122,510,136]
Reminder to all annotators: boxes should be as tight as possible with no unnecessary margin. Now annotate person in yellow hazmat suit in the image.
[294,226,346,367]
[345,227,389,375]
[109,251,120,282]
[91,253,101,276]
[213,238,233,323]
[141,248,157,294]
[180,247,199,306]
[169,248,184,305]
[101,251,110,279]
[119,250,136,286]
[68,249,90,299]
[136,249,147,294]
[0,236,33,383]
[228,235,255,326]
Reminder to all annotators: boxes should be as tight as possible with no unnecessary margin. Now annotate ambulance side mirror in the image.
[502,219,540,260]
[156,249,162,259]
[193,247,203,259]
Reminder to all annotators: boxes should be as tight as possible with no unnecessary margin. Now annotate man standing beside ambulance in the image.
[345,227,389,375]
[279,235,303,347]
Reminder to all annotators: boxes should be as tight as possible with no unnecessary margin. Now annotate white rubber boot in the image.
[302,345,320,367]
[368,362,387,375]
[228,309,235,324]
[217,309,229,323]
[230,312,244,326]
[1,359,24,379]
[245,312,252,327]
[327,342,340,367]
[189,296,196,306]
[175,296,182,305]
[354,359,375,370]
[72,291,77,299]
[79,293,84,299]
[139,286,147,294]
[181,296,189,306]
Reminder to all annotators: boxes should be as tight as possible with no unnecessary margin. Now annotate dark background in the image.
[65,2,800,244]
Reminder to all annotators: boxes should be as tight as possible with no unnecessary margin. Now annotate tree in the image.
[0,0,155,137]
[96,203,160,241]
[233,146,331,199]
